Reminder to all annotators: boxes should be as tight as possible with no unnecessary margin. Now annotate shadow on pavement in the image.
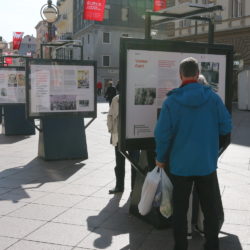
[0,134,32,144]
[86,195,152,250]
[85,195,244,250]
[0,157,85,203]
[219,231,243,250]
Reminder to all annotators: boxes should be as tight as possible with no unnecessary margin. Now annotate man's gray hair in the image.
[179,57,199,77]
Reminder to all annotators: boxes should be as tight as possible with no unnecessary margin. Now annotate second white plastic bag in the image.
[159,169,173,218]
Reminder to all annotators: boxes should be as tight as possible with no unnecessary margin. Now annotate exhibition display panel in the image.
[119,38,234,152]
[26,59,97,119]
[0,66,35,135]
[25,58,97,160]
[0,66,26,104]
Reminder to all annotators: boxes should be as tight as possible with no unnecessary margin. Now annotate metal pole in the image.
[145,12,152,39]
[208,20,214,44]
[0,36,2,65]
[81,45,83,60]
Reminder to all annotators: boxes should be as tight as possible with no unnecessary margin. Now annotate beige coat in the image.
[107,95,119,146]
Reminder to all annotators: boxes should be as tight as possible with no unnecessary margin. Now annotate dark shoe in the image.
[108,187,124,194]
[187,232,192,240]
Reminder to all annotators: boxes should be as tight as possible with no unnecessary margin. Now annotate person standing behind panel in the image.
[154,57,232,250]
[107,88,140,194]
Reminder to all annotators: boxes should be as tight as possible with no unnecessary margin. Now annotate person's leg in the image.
[187,184,194,239]
[109,146,125,194]
[171,175,193,250]
[195,171,220,250]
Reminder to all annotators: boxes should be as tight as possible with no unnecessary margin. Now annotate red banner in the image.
[13,32,24,50]
[5,57,13,65]
[83,0,106,21]
[154,0,167,11]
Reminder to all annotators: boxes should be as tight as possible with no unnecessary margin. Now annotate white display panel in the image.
[29,64,95,115]
[125,50,226,140]
[0,68,26,104]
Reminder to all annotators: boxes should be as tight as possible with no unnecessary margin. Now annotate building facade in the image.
[73,0,166,88]
[35,21,49,58]
[165,0,250,68]
[56,0,74,40]
[18,35,36,57]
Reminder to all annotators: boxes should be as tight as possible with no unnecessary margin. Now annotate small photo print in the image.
[16,73,25,87]
[77,70,89,89]
[8,73,17,87]
[135,88,156,105]
[200,62,219,92]
[79,100,89,107]
[50,95,77,111]
[1,88,7,96]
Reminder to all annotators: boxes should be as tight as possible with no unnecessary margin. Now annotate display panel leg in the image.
[2,104,35,135]
[38,116,88,161]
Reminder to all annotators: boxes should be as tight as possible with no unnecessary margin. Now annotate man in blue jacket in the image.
[154,57,232,250]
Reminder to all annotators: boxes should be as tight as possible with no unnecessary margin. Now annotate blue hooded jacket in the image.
[154,83,232,176]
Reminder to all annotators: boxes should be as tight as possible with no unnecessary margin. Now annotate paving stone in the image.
[7,240,72,250]
[0,217,45,238]
[25,222,91,246]
[32,192,85,208]
[0,236,18,250]
[8,203,68,221]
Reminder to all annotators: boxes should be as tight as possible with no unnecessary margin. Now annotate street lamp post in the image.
[40,0,59,57]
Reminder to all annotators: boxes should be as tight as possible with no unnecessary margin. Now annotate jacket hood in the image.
[167,83,212,107]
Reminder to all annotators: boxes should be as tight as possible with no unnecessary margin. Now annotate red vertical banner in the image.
[154,0,167,11]
[83,0,107,21]
[13,32,24,50]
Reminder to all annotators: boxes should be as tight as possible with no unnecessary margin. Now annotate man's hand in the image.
[156,160,166,169]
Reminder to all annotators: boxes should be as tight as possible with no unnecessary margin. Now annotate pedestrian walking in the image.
[154,57,232,250]
[97,81,103,96]
[105,81,116,106]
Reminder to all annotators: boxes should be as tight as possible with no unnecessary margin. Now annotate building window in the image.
[82,36,84,45]
[121,8,129,21]
[179,19,191,28]
[103,55,110,67]
[103,32,110,43]
[87,34,90,44]
[231,0,243,18]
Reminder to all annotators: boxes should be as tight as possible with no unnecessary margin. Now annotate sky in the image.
[0,0,56,42]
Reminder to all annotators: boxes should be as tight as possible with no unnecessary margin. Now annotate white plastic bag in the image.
[138,167,161,216]
[160,169,173,218]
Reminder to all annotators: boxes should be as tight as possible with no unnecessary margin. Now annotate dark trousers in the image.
[114,147,140,190]
[171,171,221,250]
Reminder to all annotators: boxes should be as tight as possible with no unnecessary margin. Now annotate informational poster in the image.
[125,50,226,140]
[27,61,96,118]
[0,67,26,104]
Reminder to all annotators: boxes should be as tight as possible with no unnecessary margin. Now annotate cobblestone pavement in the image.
[0,102,249,250]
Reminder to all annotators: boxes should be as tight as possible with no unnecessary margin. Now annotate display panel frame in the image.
[26,59,97,118]
[119,38,234,152]
[0,66,26,105]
